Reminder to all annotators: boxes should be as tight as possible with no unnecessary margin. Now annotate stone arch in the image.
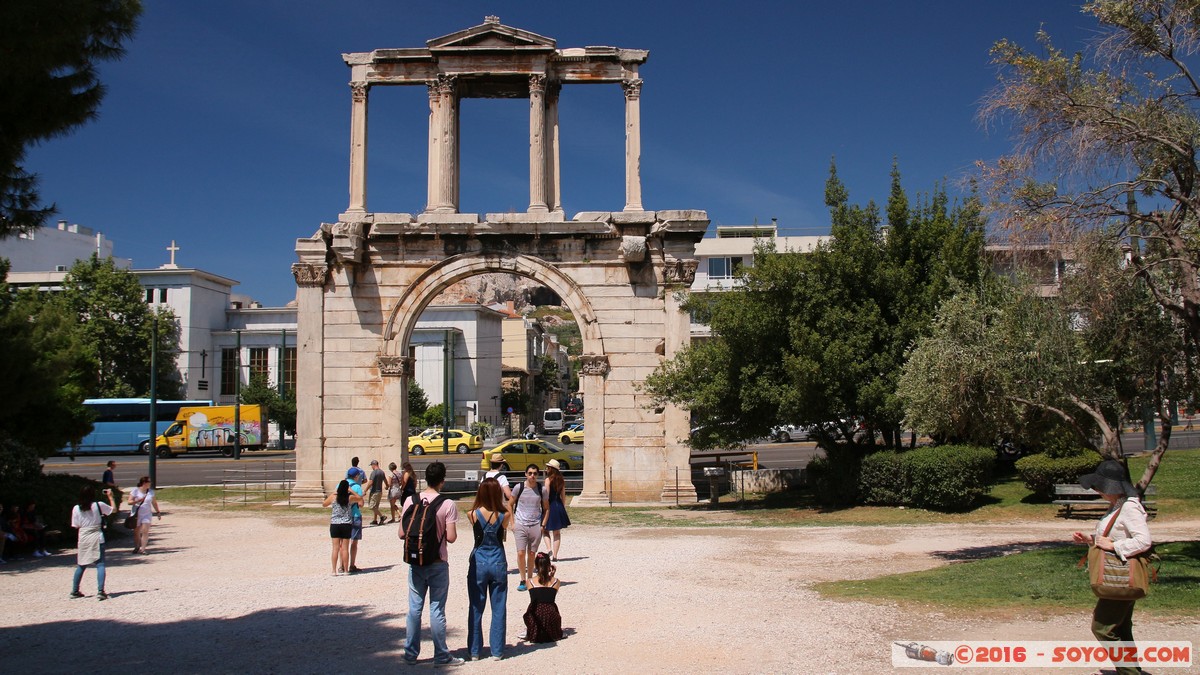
[382,252,603,358]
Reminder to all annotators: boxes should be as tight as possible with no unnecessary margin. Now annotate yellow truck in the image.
[154,405,265,458]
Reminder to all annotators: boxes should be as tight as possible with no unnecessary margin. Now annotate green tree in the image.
[981,0,1200,488]
[61,254,182,398]
[0,261,95,470]
[408,378,429,421]
[240,372,297,438]
[534,354,561,402]
[644,161,986,450]
[899,240,1185,481]
[0,0,142,237]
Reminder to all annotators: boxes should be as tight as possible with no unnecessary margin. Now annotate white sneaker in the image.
[32,550,44,558]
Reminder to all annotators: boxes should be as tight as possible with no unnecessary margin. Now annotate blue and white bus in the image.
[62,399,214,455]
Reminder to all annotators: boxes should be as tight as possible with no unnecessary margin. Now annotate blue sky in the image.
[26,1,1097,306]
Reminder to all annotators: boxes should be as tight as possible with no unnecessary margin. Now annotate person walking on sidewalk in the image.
[70,487,115,600]
[401,461,463,667]
[367,459,386,526]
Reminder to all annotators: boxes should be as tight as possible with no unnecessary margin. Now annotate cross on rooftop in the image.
[166,240,179,266]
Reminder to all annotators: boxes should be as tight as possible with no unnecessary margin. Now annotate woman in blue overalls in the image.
[466,477,510,660]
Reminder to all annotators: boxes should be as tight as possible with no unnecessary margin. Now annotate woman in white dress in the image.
[128,476,161,554]
[71,486,116,600]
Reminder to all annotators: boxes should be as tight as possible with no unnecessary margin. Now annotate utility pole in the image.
[149,316,158,488]
[442,330,451,454]
[234,329,242,460]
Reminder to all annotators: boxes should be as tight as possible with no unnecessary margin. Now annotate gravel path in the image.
[0,504,1196,674]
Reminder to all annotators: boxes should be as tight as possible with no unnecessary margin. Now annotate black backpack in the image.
[512,481,543,516]
[401,494,449,566]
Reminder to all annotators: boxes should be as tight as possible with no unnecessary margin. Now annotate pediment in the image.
[428,17,556,51]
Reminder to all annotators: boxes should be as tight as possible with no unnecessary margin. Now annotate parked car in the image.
[479,439,583,471]
[770,424,813,442]
[408,429,483,454]
[558,423,584,444]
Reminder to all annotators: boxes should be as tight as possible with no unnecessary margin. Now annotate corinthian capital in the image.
[291,263,329,288]
[377,355,414,378]
[529,74,547,95]
[622,78,643,100]
[663,258,699,285]
[350,81,369,103]
[434,73,458,97]
[580,354,610,377]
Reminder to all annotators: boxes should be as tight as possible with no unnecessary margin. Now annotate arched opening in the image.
[380,253,604,494]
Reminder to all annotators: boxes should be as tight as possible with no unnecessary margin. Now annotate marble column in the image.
[547,82,562,214]
[426,80,439,213]
[290,263,328,502]
[378,356,414,463]
[622,78,644,212]
[348,82,369,213]
[528,74,549,213]
[437,74,458,213]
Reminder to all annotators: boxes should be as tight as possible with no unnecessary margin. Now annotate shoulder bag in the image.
[1081,502,1155,600]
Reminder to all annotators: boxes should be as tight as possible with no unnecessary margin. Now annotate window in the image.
[158,288,168,303]
[220,348,238,396]
[145,288,154,303]
[707,256,743,279]
[249,347,270,384]
[282,347,297,392]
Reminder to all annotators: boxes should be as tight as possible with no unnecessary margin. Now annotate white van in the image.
[542,408,564,433]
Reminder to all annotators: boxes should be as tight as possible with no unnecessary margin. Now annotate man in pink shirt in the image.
[401,461,462,667]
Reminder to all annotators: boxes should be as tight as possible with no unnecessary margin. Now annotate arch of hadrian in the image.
[291,17,707,504]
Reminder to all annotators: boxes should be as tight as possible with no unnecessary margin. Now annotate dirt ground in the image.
[0,503,1196,674]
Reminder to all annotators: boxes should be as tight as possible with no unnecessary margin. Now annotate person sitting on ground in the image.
[522,551,563,643]
[0,500,16,563]
[20,499,49,558]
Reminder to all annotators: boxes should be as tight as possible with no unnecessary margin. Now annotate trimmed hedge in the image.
[1014,450,1101,500]
[854,444,995,512]
[904,444,995,511]
[858,450,906,505]
[813,444,995,511]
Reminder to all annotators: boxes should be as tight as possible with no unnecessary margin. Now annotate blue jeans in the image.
[405,561,451,663]
[466,549,508,658]
[72,543,106,592]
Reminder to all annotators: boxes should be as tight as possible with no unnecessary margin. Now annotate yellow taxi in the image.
[408,428,483,454]
[479,439,583,471]
[557,423,584,445]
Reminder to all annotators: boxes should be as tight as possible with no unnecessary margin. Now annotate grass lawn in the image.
[814,541,1200,618]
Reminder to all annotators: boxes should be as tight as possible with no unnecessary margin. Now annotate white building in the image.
[689,223,827,338]
[1,220,128,272]
[409,304,505,427]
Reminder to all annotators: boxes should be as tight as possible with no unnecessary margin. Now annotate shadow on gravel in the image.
[932,540,1064,562]
[0,605,457,671]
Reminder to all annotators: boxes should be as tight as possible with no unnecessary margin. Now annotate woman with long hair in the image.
[522,551,563,642]
[127,476,161,554]
[466,477,510,660]
[541,459,570,561]
[322,479,362,575]
[70,486,116,600]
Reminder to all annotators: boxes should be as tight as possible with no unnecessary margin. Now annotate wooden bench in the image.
[1052,484,1157,519]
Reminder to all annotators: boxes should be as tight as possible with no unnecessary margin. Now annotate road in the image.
[45,429,1196,488]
